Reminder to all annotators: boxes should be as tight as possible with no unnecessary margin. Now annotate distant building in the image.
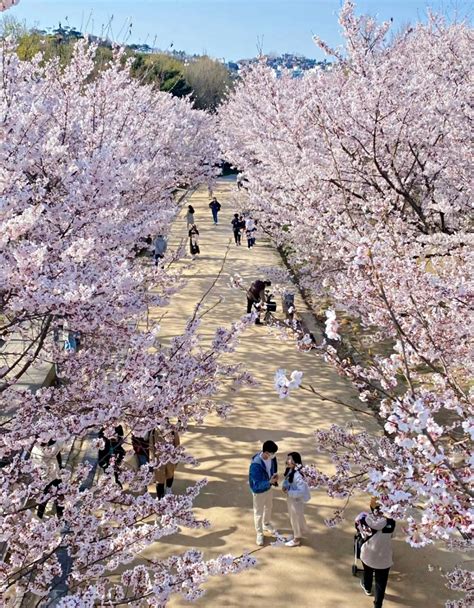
[229,53,330,77]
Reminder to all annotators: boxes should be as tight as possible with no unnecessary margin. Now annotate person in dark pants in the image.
[209,197,221,224]
[189,224,200,257]
[246,279,271,324]
[231,213,241,245]
[360,498,395,608]
[37,479,64,519]
[98,425,126,487]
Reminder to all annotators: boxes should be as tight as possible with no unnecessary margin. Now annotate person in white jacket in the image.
[30,439,64,519]
[359,497,396,608]
[282,452,310,547]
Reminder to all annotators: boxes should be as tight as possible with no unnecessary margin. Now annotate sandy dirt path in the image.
[143,177,462,608]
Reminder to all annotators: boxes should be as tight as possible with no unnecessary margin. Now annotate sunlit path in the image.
[144,178,462,608]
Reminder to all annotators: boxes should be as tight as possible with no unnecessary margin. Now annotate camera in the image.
[265,290,277,312]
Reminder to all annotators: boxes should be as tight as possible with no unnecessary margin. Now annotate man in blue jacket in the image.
[249,440,279,546]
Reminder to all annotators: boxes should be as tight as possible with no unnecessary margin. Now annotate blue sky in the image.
[8,1,472,60]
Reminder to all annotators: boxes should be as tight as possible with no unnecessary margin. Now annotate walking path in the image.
[145,178,461,608]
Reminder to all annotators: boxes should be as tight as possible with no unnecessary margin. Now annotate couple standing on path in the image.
[231,213,257,248]
[249,442,394,608]
[249,440,310,548]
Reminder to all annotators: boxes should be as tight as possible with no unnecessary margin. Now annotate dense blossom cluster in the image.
[219,1,472,602]
[0,41,254,604]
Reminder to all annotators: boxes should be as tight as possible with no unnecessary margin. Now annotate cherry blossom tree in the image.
[0,39,255,605]
[219,2,472,604]
[0,1,19,12]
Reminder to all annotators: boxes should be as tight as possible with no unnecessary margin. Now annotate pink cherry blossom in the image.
[218,1,473,603]
[0,39,254,604]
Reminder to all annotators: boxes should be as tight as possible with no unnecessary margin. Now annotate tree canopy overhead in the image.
[219,2,472,604]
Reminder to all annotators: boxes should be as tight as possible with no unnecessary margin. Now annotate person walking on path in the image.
[186,204,195,228]
[246,279,271,324]
[231,213,242,245]
[249,440,279,546]
[153,234,167,267]
[189,224,200,258]
[209,197,221,224]
[98,425,125,488]
[282,452,310,547]
[150,427,180,499]
[359,497,396,608]
[245,216,256,248]
[30,439,64,519]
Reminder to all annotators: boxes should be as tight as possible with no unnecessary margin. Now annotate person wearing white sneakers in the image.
[282,452,310,547]
[249,440,279,546]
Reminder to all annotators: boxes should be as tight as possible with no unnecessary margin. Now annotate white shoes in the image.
[256,534,264,546]
[285,538,301,547]
[165,487,173,496]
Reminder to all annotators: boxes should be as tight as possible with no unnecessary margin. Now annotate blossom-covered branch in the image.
[0,39,254,604]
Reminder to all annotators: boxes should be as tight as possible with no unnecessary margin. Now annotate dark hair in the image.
[262,440,278,454]
[264,280,272,287]
[284,452,303,484]
[234,213,239,218]
[188,205,195,213]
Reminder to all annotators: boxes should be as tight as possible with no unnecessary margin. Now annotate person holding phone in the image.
[282,452,310,546]
[248,440,279,546]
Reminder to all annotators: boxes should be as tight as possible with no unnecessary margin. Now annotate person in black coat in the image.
[231,213,242,245]
[98,425,125,487]
[209,197,221,224]
[189,224,200,257]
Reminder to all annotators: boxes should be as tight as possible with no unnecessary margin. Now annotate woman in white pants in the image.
[282,452,310,546]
